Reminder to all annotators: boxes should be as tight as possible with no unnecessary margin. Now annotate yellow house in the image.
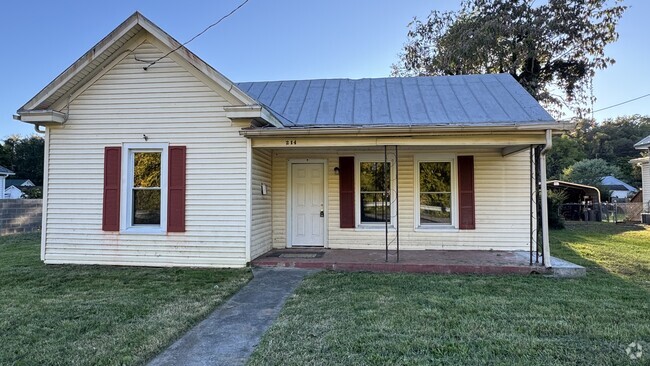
[15,13,568,268]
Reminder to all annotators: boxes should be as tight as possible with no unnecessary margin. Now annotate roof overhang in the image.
[630,157,650,165]
[547,180,602,203]
[224,105,283,128]
[13,110,67,126]
[239,121,571,138]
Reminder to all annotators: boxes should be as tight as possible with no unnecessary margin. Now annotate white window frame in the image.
[414,154,458,230]
[355,154,396,229]
[120,143,169,234]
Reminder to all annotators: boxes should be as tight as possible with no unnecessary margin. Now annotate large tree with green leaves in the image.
[562,158,621,186]
[563,115,650,186]
[0,135,45,185]
[392,0,626,116]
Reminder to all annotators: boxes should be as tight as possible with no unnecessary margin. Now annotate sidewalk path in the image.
[148,267,314,366]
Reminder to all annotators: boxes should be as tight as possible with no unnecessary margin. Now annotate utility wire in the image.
[142,0,251,70]
[593,92,650,113]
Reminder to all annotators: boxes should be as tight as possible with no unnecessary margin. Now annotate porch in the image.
[252,248,585,277]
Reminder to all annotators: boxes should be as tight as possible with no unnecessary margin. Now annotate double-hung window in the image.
[417,157,457,228]
[357,158,393,226]
[121,143,168,233]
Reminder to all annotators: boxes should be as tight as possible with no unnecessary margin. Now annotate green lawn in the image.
[249,223,650,365]
[0,233,252,366]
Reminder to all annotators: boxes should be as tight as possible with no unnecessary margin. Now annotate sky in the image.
[1,0,648,137]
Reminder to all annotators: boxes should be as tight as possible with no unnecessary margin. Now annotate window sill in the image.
[355,225,396,232]
[414,226,459,233]
[120,227,166,235]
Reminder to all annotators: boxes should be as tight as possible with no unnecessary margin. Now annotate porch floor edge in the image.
[251,249,585,277]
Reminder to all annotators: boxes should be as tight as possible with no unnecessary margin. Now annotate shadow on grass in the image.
[551,222,650,287]
[248,223,650,366]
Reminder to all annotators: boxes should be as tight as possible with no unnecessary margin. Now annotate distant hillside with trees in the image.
[547,115,650,188]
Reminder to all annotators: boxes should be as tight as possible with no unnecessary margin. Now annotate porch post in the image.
[540,130,552,268]
[529,145,534,266]
[384,145,388,262]
[245,139,252,262]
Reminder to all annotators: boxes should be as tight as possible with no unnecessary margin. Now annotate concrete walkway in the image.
[148,267,315,366]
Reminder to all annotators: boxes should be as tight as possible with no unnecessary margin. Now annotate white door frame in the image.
[287,159,328,248]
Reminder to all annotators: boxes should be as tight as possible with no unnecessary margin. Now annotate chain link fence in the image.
[559,202,646,223]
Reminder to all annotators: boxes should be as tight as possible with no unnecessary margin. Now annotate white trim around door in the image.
[286,159,328,247]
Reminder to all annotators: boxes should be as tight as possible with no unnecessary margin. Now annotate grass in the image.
[248,223,650,365]
[0,233,252,366]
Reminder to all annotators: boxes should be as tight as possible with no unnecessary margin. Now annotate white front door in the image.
[290,163,325,246]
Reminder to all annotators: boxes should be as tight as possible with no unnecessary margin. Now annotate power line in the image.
[593,92,650,113]
[142,0,251,70]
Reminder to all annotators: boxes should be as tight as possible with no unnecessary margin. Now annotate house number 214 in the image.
[285,140,297,145]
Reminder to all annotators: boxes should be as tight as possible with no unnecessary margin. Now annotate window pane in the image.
[133,152,161,188]
[360,162,390,192]
[133,189,161,225]
[420,162,451,192]
[361,193,390,223]
[420,193,451,224]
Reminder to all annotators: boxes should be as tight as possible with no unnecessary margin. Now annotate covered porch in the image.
[251,248,585,277]
[247,128,560,268]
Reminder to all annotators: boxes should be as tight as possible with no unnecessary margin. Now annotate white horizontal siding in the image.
[250,149,273,259]
[642,161,650,206]
[43,41,248,268]
[271,147,533,250]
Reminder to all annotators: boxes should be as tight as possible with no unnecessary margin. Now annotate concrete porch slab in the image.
[252,249,585,278]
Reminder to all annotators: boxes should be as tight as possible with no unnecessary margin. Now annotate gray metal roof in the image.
[236,73,554,127]
[600,176,637,192]
[635,135,650,149]
[0,166,14,175]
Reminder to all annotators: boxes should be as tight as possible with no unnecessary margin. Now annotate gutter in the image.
[239,122,571,137]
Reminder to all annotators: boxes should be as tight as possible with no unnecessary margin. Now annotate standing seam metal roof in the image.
[236,73,554,127]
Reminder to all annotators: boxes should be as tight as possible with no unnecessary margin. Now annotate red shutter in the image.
[339,156,355,228]
[458,155,475,230]
[102,147,121,231]
[167,146,186,232]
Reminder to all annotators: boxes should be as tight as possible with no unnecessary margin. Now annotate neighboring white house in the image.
[599,175,638,202]
[13,13,569,268]
[0,166,15,198]
[631,135,650,211]
[4,178,36,199]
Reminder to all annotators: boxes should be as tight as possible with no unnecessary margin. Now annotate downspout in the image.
[539,130,552,268]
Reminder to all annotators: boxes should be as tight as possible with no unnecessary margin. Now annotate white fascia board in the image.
[224,106,284,128]
[15,110,67,125]
[239,121,570,137]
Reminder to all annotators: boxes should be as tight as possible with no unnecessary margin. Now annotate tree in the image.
[575,115,650,186]
[0,135,45,185]
[392,0,626,116]
[546,134,586,180]
[562,158,621,186]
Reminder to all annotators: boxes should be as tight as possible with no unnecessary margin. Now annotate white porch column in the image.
[540,130,552,268]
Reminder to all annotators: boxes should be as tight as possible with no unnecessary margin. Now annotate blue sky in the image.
[1,0,648,137]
